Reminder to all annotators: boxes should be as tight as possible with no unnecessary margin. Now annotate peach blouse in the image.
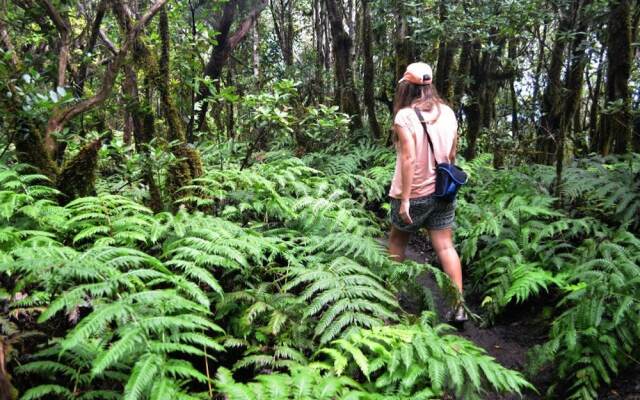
[389,104,458,199]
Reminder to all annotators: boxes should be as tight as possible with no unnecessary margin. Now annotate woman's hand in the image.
[399,199,413,224]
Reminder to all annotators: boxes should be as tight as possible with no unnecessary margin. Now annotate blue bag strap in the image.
[413,107,439,167]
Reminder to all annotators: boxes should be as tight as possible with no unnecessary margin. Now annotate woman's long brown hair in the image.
[392,81,444,119]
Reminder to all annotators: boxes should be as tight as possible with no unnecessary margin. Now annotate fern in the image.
[65,195,155,247]
[317,312,534,399]
[215,365,366,400]
[283,257,399,344]
[529,230,640,399]
[9,225,227,399]
[17,342,125,400]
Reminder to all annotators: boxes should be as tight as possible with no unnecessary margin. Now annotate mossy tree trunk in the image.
[555,9,591,197]
[361,0,381,139]
[538,5,573,164]
[158,6,203,206]
[3,0,168,202]
[435,1,457,99]
[588,46,605,152]
[462,43,485,161]
[324,0,363,131]
[599,0,633,154]
[451,41,471,111]
[394,0,413,83]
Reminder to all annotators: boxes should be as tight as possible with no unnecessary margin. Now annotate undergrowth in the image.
[456,153,640,399]
[0,146,531,399]
[2,145,638,400]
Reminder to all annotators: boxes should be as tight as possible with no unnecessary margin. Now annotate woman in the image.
[388,62,466,323]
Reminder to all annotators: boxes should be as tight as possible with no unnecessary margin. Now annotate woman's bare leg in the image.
[428,228,463,293]
[388,226,411,262]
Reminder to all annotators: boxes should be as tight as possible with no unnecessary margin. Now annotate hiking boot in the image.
[446,303,468,324]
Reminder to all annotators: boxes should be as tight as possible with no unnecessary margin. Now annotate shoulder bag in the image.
[413,107,468,202]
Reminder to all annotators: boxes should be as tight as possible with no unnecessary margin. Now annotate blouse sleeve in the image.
[450,108,458,133]
[393,108,410,129]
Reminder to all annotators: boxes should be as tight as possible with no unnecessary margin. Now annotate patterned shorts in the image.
[390,195,456,233]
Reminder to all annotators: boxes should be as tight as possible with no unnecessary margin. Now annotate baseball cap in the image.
[398,62,433,85]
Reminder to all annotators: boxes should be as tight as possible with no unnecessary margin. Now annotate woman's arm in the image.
[449,133,458,163]
[449,109,458,162]
[396,123,415,224]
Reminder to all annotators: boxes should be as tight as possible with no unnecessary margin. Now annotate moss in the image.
[166,144,203,211]
[14,125,60,182]
[56,138,101,204]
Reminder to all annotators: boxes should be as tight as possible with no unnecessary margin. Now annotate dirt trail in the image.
[389,235,640,400]
[393,236,545,399]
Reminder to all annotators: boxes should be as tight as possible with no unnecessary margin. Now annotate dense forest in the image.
[0,0,639,399]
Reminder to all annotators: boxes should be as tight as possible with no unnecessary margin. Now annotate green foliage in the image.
[283,256,399,344]
[529,230,640,399]
[298,104,351,151]
[456,157,568,319]
[215,366,366,400]
[6,1,640,399]
[0,164,66,230]
[8,141,639,400]
[10,239,224,399]
[317,313,533,399]
[458,154,640,398]
[532,153,640,230]
[17,342,124,400]
[65,194,155,247]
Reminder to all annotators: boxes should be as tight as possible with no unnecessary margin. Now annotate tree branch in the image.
[45,0,169,138]
[0,14,20,69]
[39,0,71,87]
[98,29,117,54]
[76,0,109,95]
[193,0,268,133]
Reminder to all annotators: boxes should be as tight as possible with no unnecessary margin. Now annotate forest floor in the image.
[382,234,640,400]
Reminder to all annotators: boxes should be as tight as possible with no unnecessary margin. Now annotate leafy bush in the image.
[456,154,640,399]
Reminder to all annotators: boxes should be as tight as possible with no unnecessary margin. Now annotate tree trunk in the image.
[463,43,483,160]
[75,0,108,96]
[187,0,199,142]
[589,47,605,152]
[394,0,412,81]
[313,0,325,102]
[508,39,519,139]
[556,11,591,197]
[510,79,519,139]
[193,0,268,133]
[600,0,632,154]
[324,0,362,130]
[530,24,547,127]
[123,64,163,212]
[252,16,260,81]
[435,1,457,98]
[270,0,295,66]
[158,6,203,205]
[630,3,639,152]
[538,7,572,164]
[57,138,102,204]
[451,41,471,111]
[361,0,381,139]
